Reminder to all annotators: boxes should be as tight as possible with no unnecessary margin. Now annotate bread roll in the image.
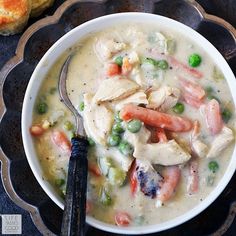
[0,0,31,35]
[31,0,55,18]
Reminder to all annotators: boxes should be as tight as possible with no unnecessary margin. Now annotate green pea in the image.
[63,121,74,131]
[208,161,219,173]
[188,53,202,67]
[127,119,142,133]
[142,57,159,66]
[88,137,95,146]
[108,167,126,186]
[55,179,65,187]
[172,102,185,114]
[205,86,214,94]
[79,101,84,111]
[114,56,123,66]
[37,102,48,114]
[108,134,121,146]
[157,60,169,70]
[99,187,112,206]
[112,122,125,134]
[114,111,122,122]
[118,140,134,156]
[222,108,232,123]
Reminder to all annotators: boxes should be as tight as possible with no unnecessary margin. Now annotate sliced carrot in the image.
[182,91,204,108]
[122,57,132,75]
[51,131,71,153]
[129,160,138,196]
[179,77,205,100]
[205,99,223,135]
[115,212,131,226]
[107,63,121,76]
[179,77,205,108]
[170,56,203,79]
[192,120,200,138]
[88,162,101,176]
[187,160,199,194]
[120,104,193,132]
[30,125,44,136]
[158,166,181,202]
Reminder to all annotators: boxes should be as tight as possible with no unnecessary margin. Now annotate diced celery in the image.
[108,167,126,186]
[213,67,225,81]
[166,38,176,54]
[207,174,215,186]
[63,120,74,131]
[99,186,112,206]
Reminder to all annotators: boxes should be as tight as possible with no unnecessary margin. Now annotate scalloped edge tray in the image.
[0,0,236,235]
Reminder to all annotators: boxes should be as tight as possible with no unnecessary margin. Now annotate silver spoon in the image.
[59,55,88,236]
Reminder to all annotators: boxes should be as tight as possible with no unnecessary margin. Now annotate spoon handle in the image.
[60,137,88,236]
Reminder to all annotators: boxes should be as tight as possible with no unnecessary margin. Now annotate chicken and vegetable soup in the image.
[31,23,235,226]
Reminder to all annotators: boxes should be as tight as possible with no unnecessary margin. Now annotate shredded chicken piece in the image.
[83,93,113,145]
[207,126,234,159]
[127,51,140,64]
[192,139,208,158]
[191,120,208,158]
[125,27,146,48]
[136,160,163,198]
[94,38,126,61]
[93,77,140,104]
[147,86,180,111]
[134,140,191,166]
[114,91,148,110]
[130,66,146,87]
[152,32,168,54]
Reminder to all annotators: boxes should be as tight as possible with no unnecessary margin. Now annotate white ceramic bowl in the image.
[22,13,236,234]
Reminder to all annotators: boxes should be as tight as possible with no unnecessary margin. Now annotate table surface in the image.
[0,0,235,235]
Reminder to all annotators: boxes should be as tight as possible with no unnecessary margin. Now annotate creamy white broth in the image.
[32,23,235,226]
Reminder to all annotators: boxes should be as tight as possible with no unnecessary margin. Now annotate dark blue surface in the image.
[0,0,235,235]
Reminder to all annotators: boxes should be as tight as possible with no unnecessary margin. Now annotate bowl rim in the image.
[21,12,236,234]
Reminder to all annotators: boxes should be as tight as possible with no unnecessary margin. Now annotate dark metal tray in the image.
[0,0,236,235]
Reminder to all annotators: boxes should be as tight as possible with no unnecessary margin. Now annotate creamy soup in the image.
[30,23,235,226]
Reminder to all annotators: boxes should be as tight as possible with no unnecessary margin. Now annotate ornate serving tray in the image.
[0,0,235,235]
